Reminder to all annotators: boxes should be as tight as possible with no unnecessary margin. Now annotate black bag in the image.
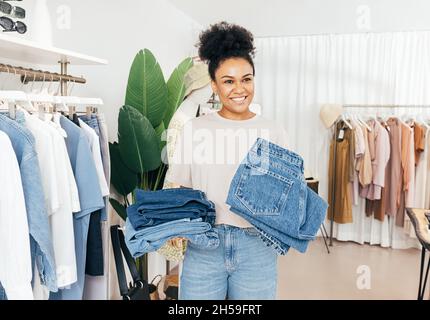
[110,225,150,300]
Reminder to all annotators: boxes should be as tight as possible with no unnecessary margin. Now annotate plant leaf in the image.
[154,121,166,153]
[164,57,193,127]
[109,198,127,221]
[118,105,161,173]
[125,49,168,127]
[109,142,138,196]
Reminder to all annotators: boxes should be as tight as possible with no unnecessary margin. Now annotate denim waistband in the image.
[245,138,305,181]
[249,138,304,173]
[213,224,254,233]
[135,188,215,211]
[136,188,207,200]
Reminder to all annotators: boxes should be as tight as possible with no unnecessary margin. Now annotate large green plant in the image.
[110,48,192,209]
[109,49,192,280]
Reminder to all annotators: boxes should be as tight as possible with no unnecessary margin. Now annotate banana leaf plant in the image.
[109,49,193,280]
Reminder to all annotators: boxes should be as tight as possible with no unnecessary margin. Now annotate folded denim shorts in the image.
[226,138,328,254]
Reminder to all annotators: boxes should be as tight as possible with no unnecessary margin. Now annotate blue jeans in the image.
[226,138,328,254]
[127,188,216,228]
[180,224,277,300]
[125,218,219,258]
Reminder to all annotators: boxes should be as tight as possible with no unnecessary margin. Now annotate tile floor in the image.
[277,238,426,300]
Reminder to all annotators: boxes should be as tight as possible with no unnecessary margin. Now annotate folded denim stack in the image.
[226,138,328,254]
[125,188,219,258]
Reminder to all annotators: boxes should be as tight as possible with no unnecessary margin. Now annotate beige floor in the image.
[277,238,427,300]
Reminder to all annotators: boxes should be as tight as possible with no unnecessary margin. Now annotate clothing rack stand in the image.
[329,104,430,247]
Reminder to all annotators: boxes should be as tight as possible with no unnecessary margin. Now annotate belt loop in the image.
[252,137,263,153]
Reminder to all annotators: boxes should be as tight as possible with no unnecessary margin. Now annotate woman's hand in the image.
[167,237,186,249]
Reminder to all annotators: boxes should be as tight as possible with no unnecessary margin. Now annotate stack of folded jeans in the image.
[125,188,219,258]
[226,138,328,254]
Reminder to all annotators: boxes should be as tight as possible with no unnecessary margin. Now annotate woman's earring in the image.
[207,93,221,110]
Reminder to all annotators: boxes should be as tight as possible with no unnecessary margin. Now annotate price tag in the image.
[337,129,345,140]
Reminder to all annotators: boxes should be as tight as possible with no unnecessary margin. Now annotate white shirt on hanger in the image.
[22,111,60,216]
[78,119,110,197]
[0,130,33,300]
[43,119,79,289]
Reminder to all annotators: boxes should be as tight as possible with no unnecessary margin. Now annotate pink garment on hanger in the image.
[360,120,391,200]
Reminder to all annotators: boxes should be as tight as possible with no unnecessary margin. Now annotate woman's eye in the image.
[224,80,233,84]
[243,78,252,82]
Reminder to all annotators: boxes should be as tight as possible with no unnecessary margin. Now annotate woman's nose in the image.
[234,83,245,93]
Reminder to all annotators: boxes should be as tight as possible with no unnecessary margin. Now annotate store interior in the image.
[1,0,430,300]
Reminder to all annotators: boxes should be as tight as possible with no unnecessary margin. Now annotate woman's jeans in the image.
[180,224,277,300]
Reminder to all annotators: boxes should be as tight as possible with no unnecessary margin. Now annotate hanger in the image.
[416,113,430,130]
[0,91,22,120]
[86,106,93,117]
[53,76,66,112]
[53,76,81,117]
[340,114,353,130]
[350,113,360,126]
[398,112,410,128]
[66,79,78,120]
[79,97,103,116]
[373,109,381,122]
[354,112,372,132]
[68,105,76,120]
[0,69,27,117]
[26,73,55,111]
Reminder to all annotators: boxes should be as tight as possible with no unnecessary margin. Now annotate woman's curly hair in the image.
[197,21,256,80]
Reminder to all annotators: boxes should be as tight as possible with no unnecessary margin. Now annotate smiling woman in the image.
[212,57,255,120]
[166,21,290,301]
[198,21,257,120]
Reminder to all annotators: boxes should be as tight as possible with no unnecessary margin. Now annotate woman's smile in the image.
[231,96,248,105]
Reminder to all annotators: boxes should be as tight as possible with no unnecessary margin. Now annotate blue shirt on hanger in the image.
[50,115,104,300]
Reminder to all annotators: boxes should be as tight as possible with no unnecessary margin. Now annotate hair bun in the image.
[197,21,256,63]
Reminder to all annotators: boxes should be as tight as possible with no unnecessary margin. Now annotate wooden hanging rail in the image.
[0,63,86,84]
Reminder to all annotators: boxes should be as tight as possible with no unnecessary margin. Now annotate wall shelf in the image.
[0,33,108,66]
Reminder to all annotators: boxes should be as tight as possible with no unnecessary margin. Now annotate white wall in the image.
[44,0,202,142]
[169,0,430,37]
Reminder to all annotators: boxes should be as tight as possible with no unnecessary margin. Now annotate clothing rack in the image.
[0,62,85,96]
[329,104,430,247]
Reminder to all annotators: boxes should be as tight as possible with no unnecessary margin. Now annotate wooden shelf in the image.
[0,33,108,66]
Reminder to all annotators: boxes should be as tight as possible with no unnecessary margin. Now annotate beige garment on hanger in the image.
[357,124,373,187]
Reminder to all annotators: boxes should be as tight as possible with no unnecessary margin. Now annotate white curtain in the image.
[254,31,430,249]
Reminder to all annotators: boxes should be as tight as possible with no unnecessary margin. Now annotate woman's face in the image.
[211,57,255,115]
